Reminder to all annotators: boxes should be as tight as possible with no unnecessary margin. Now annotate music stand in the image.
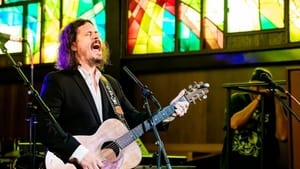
[222,80,285,169]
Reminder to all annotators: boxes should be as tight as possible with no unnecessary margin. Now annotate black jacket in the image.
[36,69,148,162]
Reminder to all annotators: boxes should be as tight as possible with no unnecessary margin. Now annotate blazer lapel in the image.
[72,70,101,123]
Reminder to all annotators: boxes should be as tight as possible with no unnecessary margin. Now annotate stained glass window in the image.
[25,2,41,64]
[0,0,299,63]
[289,0,300,42]
[127,0,290,55]
[227,0,284,32]
[203,0,224,49]
[0,5,23,54]
[178,0,202,52]
[0,0,106,65]
[127,0,225,55]
[42,0,61,63]
[43,0,106,63]
[128,0,175,54]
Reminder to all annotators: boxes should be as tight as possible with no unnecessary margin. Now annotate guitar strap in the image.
[100,75,149,154]
[100,75,130,129]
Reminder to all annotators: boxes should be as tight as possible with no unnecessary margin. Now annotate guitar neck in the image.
[115,104,175,149]
[115,84,208,150]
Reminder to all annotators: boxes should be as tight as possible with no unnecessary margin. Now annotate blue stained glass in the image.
[4,0,28,3]
[163,10,175,35]
[0,6,23,54]
[94,11,106,40]
[0,7,23,26]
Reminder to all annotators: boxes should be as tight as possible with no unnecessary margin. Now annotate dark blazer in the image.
[36,69,148,162]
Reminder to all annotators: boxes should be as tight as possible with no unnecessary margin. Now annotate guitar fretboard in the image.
[115,105,175,149]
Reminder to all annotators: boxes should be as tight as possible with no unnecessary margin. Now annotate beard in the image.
[87,56,102,66]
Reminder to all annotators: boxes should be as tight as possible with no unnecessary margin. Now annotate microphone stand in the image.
[275,89,300,122]
[123,66,172,169]
[0,40,66,169]
[26,40,37,169]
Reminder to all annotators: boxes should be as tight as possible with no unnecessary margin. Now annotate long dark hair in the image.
[56,19,110,70]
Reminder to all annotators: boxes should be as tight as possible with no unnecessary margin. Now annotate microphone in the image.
[260,73,286,93]
[0,32,25,42]
[123,66,161,110]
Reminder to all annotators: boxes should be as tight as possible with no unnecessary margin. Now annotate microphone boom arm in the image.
[123,66,161,110]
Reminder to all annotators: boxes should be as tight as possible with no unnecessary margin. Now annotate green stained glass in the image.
[179,22,201,51]
[180,0,201,12]
[260,15,276,29]
[178,1,201,52]
[25,2,41,64]
[77,0,94,16]
[62,0,106,40]
[163,34,175,52]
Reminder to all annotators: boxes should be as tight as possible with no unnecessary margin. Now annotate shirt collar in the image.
[78,66,102,80]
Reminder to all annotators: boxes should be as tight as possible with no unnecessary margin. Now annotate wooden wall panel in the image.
[135,71,212,144]
[287,67,300,169]
[0,84,30,140]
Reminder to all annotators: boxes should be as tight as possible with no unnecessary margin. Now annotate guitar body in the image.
[45,119,142,169]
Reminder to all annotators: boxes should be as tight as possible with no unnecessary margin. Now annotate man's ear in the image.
[71,42,77,51]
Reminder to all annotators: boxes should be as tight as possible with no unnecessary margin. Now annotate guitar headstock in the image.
[184,81,209,104]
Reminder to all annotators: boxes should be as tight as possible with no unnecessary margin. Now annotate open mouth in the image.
[91,40,101,51]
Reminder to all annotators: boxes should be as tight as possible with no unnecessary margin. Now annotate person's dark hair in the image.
[250,67,272,81]
[56,19,110,70]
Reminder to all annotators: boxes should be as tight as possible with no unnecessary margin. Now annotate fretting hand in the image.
[165,89,190,122]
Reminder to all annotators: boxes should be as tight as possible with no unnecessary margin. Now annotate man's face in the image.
[71,22,102,66]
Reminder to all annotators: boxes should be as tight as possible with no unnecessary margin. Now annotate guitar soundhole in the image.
[101,141,120,158]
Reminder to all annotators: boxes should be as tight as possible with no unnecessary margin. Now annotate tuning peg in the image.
[194,81,210,89]
[192,99,196,104]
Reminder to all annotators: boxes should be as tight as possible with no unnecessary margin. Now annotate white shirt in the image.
[78,66,103,122]
[70,66,103,162]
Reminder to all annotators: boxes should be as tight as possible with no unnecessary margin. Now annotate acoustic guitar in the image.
[45,81,209,169]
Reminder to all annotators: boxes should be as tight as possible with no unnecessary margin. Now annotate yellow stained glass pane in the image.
[290,0,300,42]
[42,0,60,63]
